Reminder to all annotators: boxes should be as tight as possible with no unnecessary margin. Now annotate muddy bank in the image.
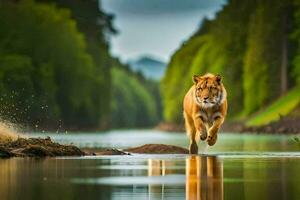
[0,137,85,158]
[0,136,190,158]
[240,117,300,134]
[90,144,189,155]
[221,117,300,134]
[94,148,131,155]
[125,144,189,154]
[157,117,300,134]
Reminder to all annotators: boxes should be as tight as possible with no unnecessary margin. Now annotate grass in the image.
[246,86,300,126]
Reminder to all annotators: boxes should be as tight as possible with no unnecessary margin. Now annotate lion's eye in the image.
[197,87,201,91]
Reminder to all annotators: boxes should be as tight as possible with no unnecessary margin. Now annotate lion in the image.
[183,73,227,154]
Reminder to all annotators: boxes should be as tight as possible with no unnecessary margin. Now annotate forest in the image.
[2,0,300,131]
[161,0,300,127]
[0,0,161,130]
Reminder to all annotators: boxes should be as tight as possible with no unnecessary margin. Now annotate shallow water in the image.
[1,130,300,200]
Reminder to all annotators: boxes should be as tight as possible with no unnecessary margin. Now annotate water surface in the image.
[0,130,300,200]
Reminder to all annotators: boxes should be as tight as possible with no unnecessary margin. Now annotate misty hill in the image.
[128,56,167,80]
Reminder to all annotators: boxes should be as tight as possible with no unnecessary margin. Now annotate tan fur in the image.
[183,73,227,154]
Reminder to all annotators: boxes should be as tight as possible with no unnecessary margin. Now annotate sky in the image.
[101,0,225,63]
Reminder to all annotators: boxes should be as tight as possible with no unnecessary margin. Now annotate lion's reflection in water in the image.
[147,156,223,200]
[186,156,223,200]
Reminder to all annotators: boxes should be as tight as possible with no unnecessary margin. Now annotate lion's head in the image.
[193,73,224,107]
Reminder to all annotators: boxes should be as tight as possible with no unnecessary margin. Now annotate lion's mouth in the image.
[196,96,216,106]
[204,100,215,104]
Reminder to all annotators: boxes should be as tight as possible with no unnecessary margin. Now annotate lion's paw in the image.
[200,132,207,140]
[207,135,217,146]
[189,142,198,154]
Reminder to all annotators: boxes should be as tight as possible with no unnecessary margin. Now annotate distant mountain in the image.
[128,56,167,80]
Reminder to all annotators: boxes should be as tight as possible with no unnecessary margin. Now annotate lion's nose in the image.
[204,97,209,100]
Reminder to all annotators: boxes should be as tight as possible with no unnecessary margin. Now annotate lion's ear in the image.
[192,75,201,84]
[215,74,222,84]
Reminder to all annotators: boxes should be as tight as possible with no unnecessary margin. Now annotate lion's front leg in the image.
[199,125,207,141]
[193,116,207,142]
[207,117,224,146]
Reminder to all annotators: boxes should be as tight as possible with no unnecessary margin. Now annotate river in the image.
[0,130,300,200]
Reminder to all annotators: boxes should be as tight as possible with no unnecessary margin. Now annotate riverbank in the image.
[91,144,189,155]
[0,136,190,158]
[0,137,85,158]
[1,116,299,158]
[156,117,300,134]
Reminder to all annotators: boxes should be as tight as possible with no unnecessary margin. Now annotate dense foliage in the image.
[161,0,299,124]
[292,0,300,84]
[111,66,159,128]
[41,0,118,128]
[0,1,100,129]
[243,0,289,115]
[0,0,161,130]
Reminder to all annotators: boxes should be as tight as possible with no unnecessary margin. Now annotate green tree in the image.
[40,0,117,128]
[0,55,34,122]
[111,67,158,128]
[243,0,289,115]
[0,0,107,129]
[292,0,300,84]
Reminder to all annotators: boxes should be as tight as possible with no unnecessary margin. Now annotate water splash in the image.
[0,121,23,142]
[198,141,209,154]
